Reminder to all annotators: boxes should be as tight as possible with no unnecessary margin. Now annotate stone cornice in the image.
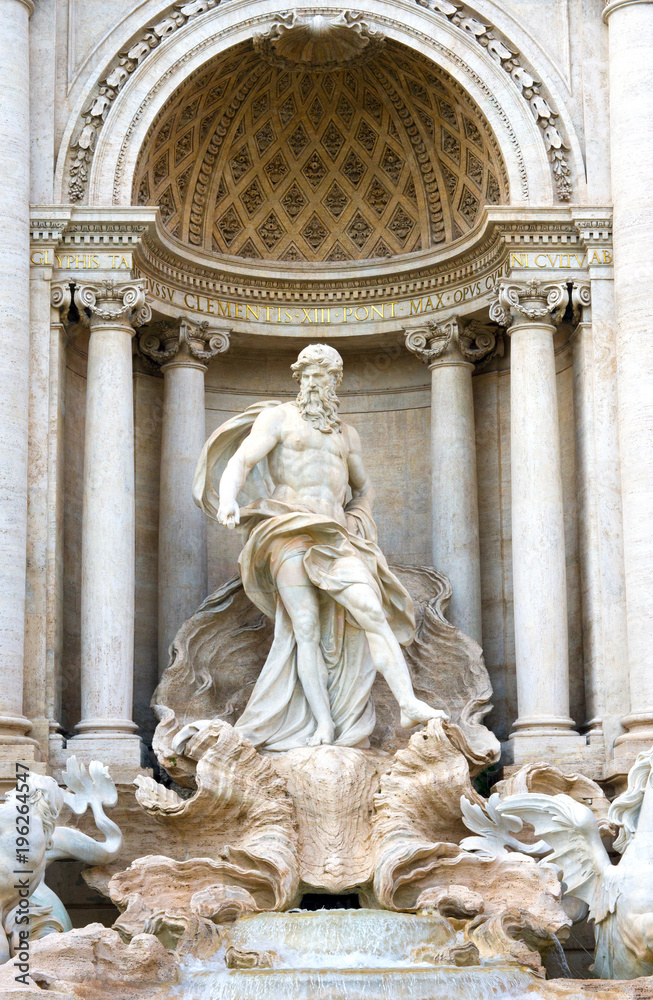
[132,206,608,307]
[28,205,613,333]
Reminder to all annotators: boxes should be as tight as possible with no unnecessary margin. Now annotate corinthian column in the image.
[0,0,35,753]
[139,318,230,675]
[405,317,496,645]
[604,0,653,754]
[70,280,151,767]
[490,280,585,761]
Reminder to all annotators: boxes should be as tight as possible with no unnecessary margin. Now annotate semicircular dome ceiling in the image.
[134,38,509,262]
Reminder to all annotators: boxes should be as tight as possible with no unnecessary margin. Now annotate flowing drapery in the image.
[193,403,415,751]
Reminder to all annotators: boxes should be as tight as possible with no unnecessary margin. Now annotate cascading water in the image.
[174,910,552,1000]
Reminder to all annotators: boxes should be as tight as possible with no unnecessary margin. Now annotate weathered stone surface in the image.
[0,925,176,999]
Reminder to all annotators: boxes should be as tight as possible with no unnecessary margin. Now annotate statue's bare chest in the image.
[280,412,348,463]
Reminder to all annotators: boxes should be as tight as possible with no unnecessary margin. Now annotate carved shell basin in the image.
[267,15,377,68]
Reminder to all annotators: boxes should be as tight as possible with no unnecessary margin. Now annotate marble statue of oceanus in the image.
[188,344,446,752]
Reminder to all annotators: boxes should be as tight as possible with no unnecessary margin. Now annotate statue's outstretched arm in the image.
[218,407,282,527]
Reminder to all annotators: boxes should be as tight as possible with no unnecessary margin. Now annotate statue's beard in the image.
[296,383,342,433]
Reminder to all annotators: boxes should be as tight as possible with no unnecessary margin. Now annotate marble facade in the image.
[0,0,652,987]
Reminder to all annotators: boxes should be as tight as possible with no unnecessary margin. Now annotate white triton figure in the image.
[192,343,445,751]
[491,747,653,980]
[0,758,123,964]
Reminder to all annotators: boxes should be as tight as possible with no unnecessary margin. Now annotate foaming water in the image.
[174,910,551,1000]
[227,909,455,962]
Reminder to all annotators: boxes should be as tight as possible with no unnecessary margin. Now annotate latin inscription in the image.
[30,249,132,269]
[145,263,510,326]
[30,249,611,324]
[509,249,612,268]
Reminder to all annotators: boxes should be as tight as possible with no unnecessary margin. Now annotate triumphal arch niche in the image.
[46,0,611,776]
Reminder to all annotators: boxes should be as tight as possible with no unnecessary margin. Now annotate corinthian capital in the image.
[405,316,498,369]
[138,316,230,369]
[489,279,569,328]
[75,279,152,329]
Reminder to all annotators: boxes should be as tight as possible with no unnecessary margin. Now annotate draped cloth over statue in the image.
[193,402,416,751]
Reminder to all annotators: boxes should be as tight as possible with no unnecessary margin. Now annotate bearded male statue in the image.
[192,344,445,751]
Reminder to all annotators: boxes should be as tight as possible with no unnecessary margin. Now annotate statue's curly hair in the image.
[291,343,343,385]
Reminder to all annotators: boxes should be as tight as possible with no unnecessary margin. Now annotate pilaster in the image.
[604,0,653,759]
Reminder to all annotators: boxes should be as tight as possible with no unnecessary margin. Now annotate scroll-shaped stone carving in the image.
[75,278,152,326]
[489,278,569,327]
[405,316,501,369]
[109,719,300,946]
[370,719,558,919]
[138,316,230,367]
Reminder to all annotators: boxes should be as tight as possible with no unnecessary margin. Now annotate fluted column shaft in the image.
[72,281,150,765]
[0,0,35,745]
[491,281,585,760]
[604,0,653,752]
[139,319,229,675]
[406,318,496,645]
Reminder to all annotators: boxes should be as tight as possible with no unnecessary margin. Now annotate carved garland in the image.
[369,64,446,244]
[415,0,571,199]
[67,0,569,204]
[69,0,224,202]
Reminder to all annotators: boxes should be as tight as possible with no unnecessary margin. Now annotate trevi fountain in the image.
[1,1,653,998]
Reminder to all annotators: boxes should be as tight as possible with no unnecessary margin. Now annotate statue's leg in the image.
[336,582,448,728]
[276,551,335,746]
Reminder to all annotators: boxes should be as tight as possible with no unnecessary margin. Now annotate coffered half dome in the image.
[133,36,509,263]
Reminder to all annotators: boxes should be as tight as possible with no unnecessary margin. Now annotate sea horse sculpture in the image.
[490,748,653,979]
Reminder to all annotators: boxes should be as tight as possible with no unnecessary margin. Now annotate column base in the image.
[0,731,46,795]
[67,729,144,776]
[508,717,589,765]
[614,713,653,759]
